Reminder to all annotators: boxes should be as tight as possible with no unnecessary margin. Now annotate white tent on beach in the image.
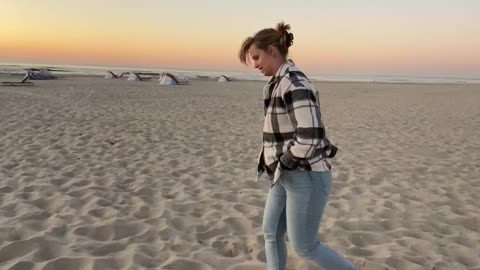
[105,71,118,79]
[159,73,178,85]
[127,72,142,81]
[27,69,57,80]
[218,75,231,83]
[158,72,189,85]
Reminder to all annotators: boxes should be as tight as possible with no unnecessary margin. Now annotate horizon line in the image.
[1,61,479,81]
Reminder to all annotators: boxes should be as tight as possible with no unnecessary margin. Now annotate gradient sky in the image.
[1,0,479,77]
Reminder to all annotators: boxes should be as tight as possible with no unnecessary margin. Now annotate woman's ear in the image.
[267,45,276,57]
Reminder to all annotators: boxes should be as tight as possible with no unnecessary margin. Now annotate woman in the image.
[239,22,357,270]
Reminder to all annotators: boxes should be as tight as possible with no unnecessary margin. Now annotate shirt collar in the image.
[269,59,295,84]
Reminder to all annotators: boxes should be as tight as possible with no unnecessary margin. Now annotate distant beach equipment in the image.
[159,72,189,85]
[105,71,128,79]
[27,69,57,80]
[1,73,34,87]
[127,72,153,81]
[218,75,231,83]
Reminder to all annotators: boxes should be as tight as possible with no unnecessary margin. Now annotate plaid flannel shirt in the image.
[256,60,336,184]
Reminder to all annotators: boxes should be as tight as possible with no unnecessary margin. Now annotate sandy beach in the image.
[0,76,479,270]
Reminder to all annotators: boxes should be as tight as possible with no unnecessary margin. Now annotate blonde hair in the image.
[239,22,294,65]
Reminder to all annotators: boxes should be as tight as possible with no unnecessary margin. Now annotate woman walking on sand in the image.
[239,22,358,270]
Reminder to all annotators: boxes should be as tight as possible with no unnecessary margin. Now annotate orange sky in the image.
[1,0,479,77]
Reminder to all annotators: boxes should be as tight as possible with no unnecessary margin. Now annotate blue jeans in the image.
[262,170,355,270]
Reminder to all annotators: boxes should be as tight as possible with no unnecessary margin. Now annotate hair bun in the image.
[276,22,293,48]
[286,33,294,48]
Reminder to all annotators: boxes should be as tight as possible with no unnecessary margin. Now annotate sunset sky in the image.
[1,0,479,78]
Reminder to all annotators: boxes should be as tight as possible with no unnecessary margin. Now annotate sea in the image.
[1,62,479,84]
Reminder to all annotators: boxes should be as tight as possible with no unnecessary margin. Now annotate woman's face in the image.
[248,44,276,77]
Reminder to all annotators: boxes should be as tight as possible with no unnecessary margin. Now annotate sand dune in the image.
[0,77,479,269]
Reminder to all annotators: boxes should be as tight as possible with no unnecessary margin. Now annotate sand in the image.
[0,76,479,270]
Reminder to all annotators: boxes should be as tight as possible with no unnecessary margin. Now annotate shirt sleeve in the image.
[279,82,325,169]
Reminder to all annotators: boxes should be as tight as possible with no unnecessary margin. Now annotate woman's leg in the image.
[282,170,356,270]
[262,181,288,270]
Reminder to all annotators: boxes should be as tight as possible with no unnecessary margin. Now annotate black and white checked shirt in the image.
[256,60,337,184]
